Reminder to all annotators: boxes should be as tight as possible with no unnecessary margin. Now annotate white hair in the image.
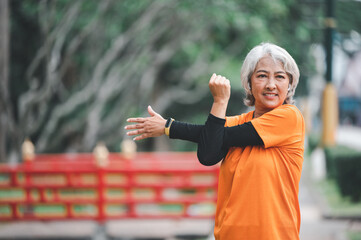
[240,43,300,106]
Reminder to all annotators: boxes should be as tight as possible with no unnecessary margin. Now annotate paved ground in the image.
[297,125,361,240]
[0,219,214,240]
[299,159,349,240]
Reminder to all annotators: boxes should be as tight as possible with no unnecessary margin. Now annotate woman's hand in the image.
[209,73,231,119]
[125,106,166,141]
[209,73,231,104]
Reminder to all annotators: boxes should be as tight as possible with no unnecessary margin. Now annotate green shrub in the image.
[349,231,361,240]
[324,146,358,179]
[324,145,361,202]
[334,153,361,202]
[307,133,320,154]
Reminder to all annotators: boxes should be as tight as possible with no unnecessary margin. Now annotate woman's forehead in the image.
[254,55,285,72]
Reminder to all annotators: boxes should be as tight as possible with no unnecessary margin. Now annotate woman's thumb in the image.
[148,105,155,116]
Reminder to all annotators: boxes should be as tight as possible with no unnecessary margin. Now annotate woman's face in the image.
[250,55,290,117]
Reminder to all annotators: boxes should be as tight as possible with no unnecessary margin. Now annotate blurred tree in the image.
[5,0,337,161]
[0,0,10,162]
[336,0,361,34]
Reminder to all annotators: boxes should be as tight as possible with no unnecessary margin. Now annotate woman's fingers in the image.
[125,118,147,131]
[129,129,153,141]
[209,73,231,103]
[127,106,161,124]
[148,105,156,117]
[125,106,166,141]
[133,133,149,141]
[126,129,142,136]
[126,117,146,123]
[209,74,230,86]
[209,73,216,83]
[126,127,149,139]
[124,120,147,130]
[215,75,223,84]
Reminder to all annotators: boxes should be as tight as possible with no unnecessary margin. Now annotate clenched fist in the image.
[209,73,231,104]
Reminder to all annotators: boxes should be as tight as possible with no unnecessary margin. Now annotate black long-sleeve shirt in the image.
[169,114,263,166]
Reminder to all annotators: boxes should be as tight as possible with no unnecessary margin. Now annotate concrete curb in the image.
[0,219,214,240]
[0,220,97,240]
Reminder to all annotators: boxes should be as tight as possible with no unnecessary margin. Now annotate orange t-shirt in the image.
[214,104,305,240]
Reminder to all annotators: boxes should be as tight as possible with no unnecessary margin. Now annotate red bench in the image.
[0,152,219,222]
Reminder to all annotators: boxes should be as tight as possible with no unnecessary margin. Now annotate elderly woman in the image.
[125,43,305,240]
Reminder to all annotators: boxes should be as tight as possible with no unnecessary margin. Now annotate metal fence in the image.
[0,152,219,222]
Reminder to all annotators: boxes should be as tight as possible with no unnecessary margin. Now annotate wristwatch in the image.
[164,118,174,136]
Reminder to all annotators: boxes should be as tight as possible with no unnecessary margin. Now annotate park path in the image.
[298,125,361,240]
[298,162,349,240]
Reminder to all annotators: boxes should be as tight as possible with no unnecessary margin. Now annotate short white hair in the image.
[240,43,300,106]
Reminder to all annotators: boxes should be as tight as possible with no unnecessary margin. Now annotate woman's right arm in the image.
[125,106,262,164]
[125,74,262,166]
[125,105,204,142]
[169,121,203,143]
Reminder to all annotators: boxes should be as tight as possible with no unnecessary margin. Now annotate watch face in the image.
[165,118,171,127]
[166,118,174,127]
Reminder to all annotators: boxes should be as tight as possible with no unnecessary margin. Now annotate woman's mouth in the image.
[263,93,278,96]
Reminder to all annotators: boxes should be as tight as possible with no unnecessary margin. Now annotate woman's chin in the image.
[258,100,282,110]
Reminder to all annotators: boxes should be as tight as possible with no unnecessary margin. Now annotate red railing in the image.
[0,152,219,222]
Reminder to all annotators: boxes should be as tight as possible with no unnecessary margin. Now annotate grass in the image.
[317,179,361,240]
[306,135,361,239]
[317,179,361,218]
[349,232,361,240]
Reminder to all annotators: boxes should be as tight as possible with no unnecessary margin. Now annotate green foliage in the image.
[318,178,361,217]
[307,133,320,154]
[324,145,358,178]
[334,153,361,202]
[6,0,359,155]
[349,231,361,240]
[324,146,361,202]
[336,1,361,34]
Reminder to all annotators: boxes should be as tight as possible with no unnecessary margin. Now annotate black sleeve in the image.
[197,115,228,166]
[169,121,203,143]
[224,122,264,148]
[197,114,263,166]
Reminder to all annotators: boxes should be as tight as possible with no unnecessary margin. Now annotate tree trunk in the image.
[0,0,9,162]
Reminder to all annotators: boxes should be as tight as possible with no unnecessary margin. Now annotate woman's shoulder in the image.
[253,104,304,129]
[225,111,254,127]
[275,104,304,119]
[279,104,301,111]
[259,104,304,128]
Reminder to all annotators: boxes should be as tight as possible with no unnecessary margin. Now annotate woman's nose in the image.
[266,77,276,89]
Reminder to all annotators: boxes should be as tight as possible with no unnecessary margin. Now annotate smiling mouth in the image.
[263,93,278,96]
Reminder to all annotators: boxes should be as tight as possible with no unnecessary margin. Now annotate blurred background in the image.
[0,0,361,239]
[1,0,361,157]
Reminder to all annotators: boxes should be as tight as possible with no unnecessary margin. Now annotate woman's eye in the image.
[257,74,267,78]
[276,75,285,79]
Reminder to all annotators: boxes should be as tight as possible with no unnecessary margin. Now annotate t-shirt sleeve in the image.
[251,105,304,148]
[169,121,203,143]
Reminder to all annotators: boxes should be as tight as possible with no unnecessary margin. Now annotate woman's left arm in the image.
[197,74,264,166]
[196,74,230,165]
[197,114,264,166]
